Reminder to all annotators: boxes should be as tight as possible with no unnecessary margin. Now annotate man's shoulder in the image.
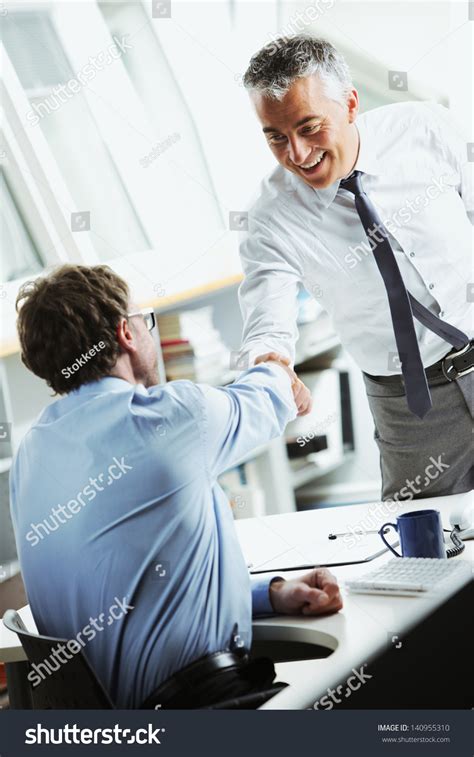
[247,164,295,221]
[362,100,448,134]
[139,380,204,420]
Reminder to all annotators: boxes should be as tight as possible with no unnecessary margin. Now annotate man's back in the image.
[11,369,295,708]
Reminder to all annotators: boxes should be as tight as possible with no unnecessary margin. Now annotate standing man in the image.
[239,34,473,500]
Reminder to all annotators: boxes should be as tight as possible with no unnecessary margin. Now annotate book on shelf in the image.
[158,307,228,384]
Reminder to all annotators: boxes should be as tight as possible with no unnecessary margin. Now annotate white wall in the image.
[278,0,470,122]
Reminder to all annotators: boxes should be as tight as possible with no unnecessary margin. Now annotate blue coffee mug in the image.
[379,509,446,559]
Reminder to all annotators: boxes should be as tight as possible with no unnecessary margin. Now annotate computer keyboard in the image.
[345,557,472,596]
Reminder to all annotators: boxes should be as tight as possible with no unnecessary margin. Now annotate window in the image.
[1,0,278,304]
[99,0,223,232]
[2,9,150,262]
[0,171,43,282]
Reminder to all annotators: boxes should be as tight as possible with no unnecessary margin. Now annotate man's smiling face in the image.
[251,74,359,189]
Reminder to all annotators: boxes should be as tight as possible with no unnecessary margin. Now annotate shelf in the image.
[143,274,242,313]
[294,316,340,366]
[295,334,340,365]
[290,452,353,489]
[209,331,341,390]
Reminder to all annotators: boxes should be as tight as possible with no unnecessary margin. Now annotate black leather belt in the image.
[440,340,474,382]
[366,340,474,385]
[141,650,248,709]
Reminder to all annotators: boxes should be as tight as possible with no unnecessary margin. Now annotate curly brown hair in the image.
[16,264,130,395]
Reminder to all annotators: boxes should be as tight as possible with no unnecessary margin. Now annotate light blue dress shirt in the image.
[10,364,295,708]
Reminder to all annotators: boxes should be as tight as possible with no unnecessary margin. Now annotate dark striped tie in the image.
[340,170,468,418]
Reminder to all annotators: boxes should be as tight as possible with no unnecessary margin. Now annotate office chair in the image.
[3,610,283,710]
[2,610,114,709]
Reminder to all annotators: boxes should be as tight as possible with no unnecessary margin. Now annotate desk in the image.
[236,491,473,709]
[0,605,36,708]
[1,493,472,709]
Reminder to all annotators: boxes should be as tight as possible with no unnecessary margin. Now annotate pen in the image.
[328,528,388,540]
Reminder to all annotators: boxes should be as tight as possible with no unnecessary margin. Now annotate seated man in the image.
[10,264,343,709]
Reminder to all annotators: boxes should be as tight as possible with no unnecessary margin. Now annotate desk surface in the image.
[236,491,473,709]
[1,492,472,709]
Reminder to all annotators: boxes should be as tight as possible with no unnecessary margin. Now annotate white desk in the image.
[0,604,36,664]
[1,492,472,709]
[235,491,473,709]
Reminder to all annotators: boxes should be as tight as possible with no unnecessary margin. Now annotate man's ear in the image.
[347,88,359,124]
[116,317,135,353]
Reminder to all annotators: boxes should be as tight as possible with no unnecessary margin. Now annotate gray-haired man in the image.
[238,35,473,500]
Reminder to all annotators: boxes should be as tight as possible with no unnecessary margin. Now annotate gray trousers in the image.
[363,370,473,501]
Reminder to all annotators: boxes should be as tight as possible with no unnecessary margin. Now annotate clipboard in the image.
[247,531,400,574]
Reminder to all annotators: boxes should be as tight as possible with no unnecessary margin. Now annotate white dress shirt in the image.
[239,101,473,375]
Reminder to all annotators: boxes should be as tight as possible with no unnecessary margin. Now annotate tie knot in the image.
[340,170,364,196]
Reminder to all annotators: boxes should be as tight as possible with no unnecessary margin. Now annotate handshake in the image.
[255,351,312,417]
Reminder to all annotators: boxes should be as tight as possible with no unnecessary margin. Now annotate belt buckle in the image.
[441,340,474,382]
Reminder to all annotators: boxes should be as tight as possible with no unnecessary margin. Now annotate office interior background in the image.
[0,0,472,591]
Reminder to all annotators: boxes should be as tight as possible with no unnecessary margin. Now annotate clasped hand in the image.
[255,352,313,416]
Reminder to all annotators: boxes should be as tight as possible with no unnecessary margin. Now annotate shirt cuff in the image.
[251,576,285,617]
[245,347,294,369]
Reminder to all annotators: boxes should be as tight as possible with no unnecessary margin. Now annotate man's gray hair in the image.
[243,35,352,104]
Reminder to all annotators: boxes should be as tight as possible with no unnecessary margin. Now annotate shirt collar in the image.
[37,377,142,425]
[351,117,379,179]
[73,376,137,397]
[312,117,379,209]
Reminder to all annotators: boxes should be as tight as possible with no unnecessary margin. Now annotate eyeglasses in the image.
[127,307,156,332]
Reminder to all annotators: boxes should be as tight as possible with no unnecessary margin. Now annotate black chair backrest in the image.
[3,610,114,709]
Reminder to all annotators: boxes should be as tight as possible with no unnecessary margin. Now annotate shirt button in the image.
[409,252,415,258]
[429,283,435,290]
[439,311,444,317]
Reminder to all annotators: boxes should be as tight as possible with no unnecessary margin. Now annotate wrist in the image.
[269,577,286,612]
[265,359,296,386]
